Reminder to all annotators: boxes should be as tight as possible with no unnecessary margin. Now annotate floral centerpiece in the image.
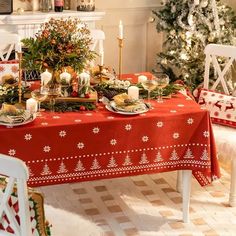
[22,18,95,76]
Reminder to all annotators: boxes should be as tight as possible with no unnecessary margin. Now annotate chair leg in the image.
[176,170,182,193]
[229,159,236,207]
[182,170,192,223]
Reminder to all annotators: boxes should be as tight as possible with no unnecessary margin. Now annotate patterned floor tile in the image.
[40,167,236,236]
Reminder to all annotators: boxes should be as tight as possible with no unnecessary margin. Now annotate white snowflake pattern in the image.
[107,116,114,120]
[110,139,117,146]
[156,121,164,128]
[41,122,48,126]
[173,132,179,139]
[142,136,149,142]
[24,133,32,141]
[53,116,61,119]
[187,118,194,125]
[125,124,132,131]
[77,142,85,149]
[74,119,82,123]
[93,127,100,134]
[43,146,51,153]
[8,149,16,156]
[203,131,209,138]
[59,130,67,137]
[177,104,184,107]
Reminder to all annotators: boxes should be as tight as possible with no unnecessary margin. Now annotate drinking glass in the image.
[155,73,169,103]
[47,85,61,112]
[31,89,48,116]
[141,79,158,104]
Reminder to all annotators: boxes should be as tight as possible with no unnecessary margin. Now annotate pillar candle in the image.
[40,69,52,87]
[100,51,104,65]
[128,86,139,100]
[26,98,38,114]
[119,20,123,39]
[60,69,71,84]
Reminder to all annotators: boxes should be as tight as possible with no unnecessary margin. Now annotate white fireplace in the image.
[0,10,105,39]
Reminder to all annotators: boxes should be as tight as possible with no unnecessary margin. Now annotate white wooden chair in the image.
[177,44,236,207]
[90,29,105,66]
[204,44,236,207]
[0,33,21,61]
[0,153,32,236]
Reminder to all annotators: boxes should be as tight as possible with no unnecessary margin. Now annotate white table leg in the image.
[176,170,182,193]
[229,159,236,207]
[182,170,192,223]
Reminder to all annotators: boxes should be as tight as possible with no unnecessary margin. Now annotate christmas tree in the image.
[153,0,236,89]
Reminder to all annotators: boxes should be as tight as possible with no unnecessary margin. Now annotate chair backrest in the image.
[0,33,21,61]
[90,29,105,52]
[0,153,32,236]
[203,44,236,95]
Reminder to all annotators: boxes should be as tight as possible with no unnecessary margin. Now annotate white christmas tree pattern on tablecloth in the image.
[90,158,101,170]
[139,152,149,164]
[74,159,85,172]
[107,156,118,168]
[57,161,68,174]
[154,151,163,162]
[184,148,194,159]
[201,148,209,160]
[41,163,52,176]
[123,154,133,166]
[170,149,179,160]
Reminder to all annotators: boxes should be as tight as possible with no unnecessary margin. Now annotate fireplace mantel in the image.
[0,10,105,39]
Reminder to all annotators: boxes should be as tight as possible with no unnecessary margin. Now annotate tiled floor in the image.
[39,167,236,236]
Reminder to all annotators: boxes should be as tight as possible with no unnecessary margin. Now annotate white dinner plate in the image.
[0,113,36,128]
[105,102,149,115]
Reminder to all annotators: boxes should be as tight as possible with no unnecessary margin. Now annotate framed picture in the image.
[0,0,13,15]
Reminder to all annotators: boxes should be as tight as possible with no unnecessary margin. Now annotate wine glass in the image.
[141,79,158,104]
[31,89,48,116]
[155,73,169,103]
[47,85,61,112]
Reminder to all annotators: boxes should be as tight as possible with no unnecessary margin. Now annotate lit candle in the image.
[26,98,38,114]
[119,20,123,39]
[40,69,52,87]
[60,69,71,84]
[16,42,22,53]
[138,75,148,83]
[128,86,139,100]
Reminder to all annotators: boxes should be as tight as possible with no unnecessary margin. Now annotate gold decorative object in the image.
[118,38,123,80]
[17,52,23,105]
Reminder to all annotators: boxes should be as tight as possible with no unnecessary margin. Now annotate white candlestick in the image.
[60,69,71,84]
[26,98,38,114]
[128,86,139,100]
[100,51,104,65]
[138,75,148,83]
[40,69,52,87]
[119,20,124,39]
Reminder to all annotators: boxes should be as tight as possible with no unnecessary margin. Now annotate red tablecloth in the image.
[0,73,220,187]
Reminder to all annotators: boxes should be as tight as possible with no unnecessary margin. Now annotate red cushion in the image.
[198,89,236,128]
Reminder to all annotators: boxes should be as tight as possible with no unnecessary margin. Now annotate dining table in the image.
[0,72,220,222]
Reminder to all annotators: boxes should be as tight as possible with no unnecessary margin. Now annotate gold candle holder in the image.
[17,52,23,105]
[98,64,103,83]
[118,38,124,80]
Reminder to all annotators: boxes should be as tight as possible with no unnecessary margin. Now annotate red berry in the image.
[80,106,86,111]
[71,91,78,97]
[85,93,90,98]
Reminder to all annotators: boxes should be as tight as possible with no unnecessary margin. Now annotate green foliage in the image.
[22,18,96,73]
[153,0,236,90]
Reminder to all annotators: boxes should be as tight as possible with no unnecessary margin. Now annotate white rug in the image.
[44,205,104,236]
